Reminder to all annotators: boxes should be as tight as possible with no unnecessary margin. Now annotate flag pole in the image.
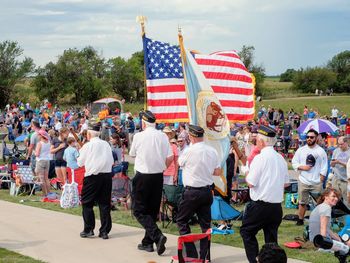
[136,15,148,110]
[177,27,193,124]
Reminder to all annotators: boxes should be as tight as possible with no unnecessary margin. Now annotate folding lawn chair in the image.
[0,164,11,188]
[112,172,131,210]
[13,164,42,196]
[161,184,184,228]
[171,229,211,263]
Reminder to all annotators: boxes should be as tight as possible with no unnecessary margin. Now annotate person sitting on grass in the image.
[309,188,350,247]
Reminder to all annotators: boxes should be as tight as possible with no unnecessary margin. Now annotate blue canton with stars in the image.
[143,37,183,80]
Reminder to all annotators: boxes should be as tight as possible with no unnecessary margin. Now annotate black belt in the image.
[252,200,280,205]
[185,185,211,190]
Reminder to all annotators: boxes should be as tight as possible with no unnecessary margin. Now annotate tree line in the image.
[0,41,266,108]
[280,51,350,93]
[7,40,350,108]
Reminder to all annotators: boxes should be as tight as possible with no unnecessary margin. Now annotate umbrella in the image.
[211,196,241,221]
[297,119,339,134]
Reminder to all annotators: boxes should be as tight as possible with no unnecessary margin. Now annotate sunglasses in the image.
[306,136,316,139]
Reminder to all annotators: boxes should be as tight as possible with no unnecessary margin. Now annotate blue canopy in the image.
[211,196,241,221]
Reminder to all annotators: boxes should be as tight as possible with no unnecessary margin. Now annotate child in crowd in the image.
[63,137,79,170]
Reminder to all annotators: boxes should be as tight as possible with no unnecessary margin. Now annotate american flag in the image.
[143,37,255,122]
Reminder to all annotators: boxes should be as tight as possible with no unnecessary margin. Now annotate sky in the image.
[1,0,349,75]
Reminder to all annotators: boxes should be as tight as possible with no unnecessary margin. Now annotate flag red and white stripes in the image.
[144,37,254,122]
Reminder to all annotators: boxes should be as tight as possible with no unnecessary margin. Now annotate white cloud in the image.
[0,0,349,74]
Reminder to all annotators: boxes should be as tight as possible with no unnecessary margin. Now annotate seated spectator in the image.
[309,188,350,246]
[110,133,123,174]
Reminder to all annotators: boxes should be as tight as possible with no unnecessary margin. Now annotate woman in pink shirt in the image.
[163,127,179,185]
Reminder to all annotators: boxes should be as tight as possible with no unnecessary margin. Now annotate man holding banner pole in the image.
[177,124,221,259]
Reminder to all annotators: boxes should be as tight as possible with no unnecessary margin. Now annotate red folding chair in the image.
[171,229,211,263]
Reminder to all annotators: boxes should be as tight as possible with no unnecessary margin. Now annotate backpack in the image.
[60,169,79,209]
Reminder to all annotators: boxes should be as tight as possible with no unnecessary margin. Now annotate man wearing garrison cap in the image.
[177,124,221,260]
[129,110,173,255]
[77,123,114,240]
[240,125,290,263]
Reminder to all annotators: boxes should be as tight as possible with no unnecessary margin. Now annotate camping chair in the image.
[13,164,42,196]
[161,184,184,228]
[111,172,131,210]
[0,165,11,189]
[171,229,211,263]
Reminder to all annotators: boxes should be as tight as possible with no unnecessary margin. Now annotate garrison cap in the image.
[257,125,276,138]
[188,124,204,138]
[88,122,101,132]
[141,110,156,123]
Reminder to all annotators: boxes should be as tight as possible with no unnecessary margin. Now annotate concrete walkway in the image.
[0,200,307,263]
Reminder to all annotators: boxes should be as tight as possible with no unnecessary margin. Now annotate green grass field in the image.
[0,189,338,263]
[0,248,45,263]
[256,95,350,117]
[123,95,350,119]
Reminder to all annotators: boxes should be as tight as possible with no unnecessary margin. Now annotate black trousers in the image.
[240,201,282,263]
[177,187,213,259]
[132,171,164,245]
[81,173,112,234]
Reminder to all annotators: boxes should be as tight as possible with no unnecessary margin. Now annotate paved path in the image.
[0,200,307,263]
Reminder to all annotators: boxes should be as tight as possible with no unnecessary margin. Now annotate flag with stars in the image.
[143,37,189,122]
[143,36,255,123]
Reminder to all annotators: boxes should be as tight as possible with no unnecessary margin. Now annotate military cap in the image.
[88,122,101,132]
[257,125,276,138]
[141,110,156,123]
[188,124,204,138]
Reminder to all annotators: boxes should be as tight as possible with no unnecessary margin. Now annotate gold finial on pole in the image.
[136,15,147,36]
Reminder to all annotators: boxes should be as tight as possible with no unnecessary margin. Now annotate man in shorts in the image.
[292,129,328,225]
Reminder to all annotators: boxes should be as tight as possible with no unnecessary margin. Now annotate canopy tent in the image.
[91,97,123,116]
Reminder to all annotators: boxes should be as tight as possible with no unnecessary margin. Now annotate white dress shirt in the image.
[129,126,172,174]
[246,146,289,203]
[292,144,328,185]
[77,137,114,177]
[178,142,220,187]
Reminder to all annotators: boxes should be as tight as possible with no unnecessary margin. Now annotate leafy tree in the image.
[106,51,144,102]
[292,67,337,93]
[238,45,265,96]
[33,62,62,103]
[280,69,296,82]
[0,40,34,107]
[327,50,350,92]
[34,46,108,104]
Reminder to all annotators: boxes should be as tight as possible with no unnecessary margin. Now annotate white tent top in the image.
[93,97,120,104]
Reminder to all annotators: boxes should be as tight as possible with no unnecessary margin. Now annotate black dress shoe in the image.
[98,232,109,239]
[80,230,94,238]
[137,243,154,252]
[156,235,167,255]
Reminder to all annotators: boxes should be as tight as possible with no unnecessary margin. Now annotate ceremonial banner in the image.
[179,35,231,196]
[143,37,255,123]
